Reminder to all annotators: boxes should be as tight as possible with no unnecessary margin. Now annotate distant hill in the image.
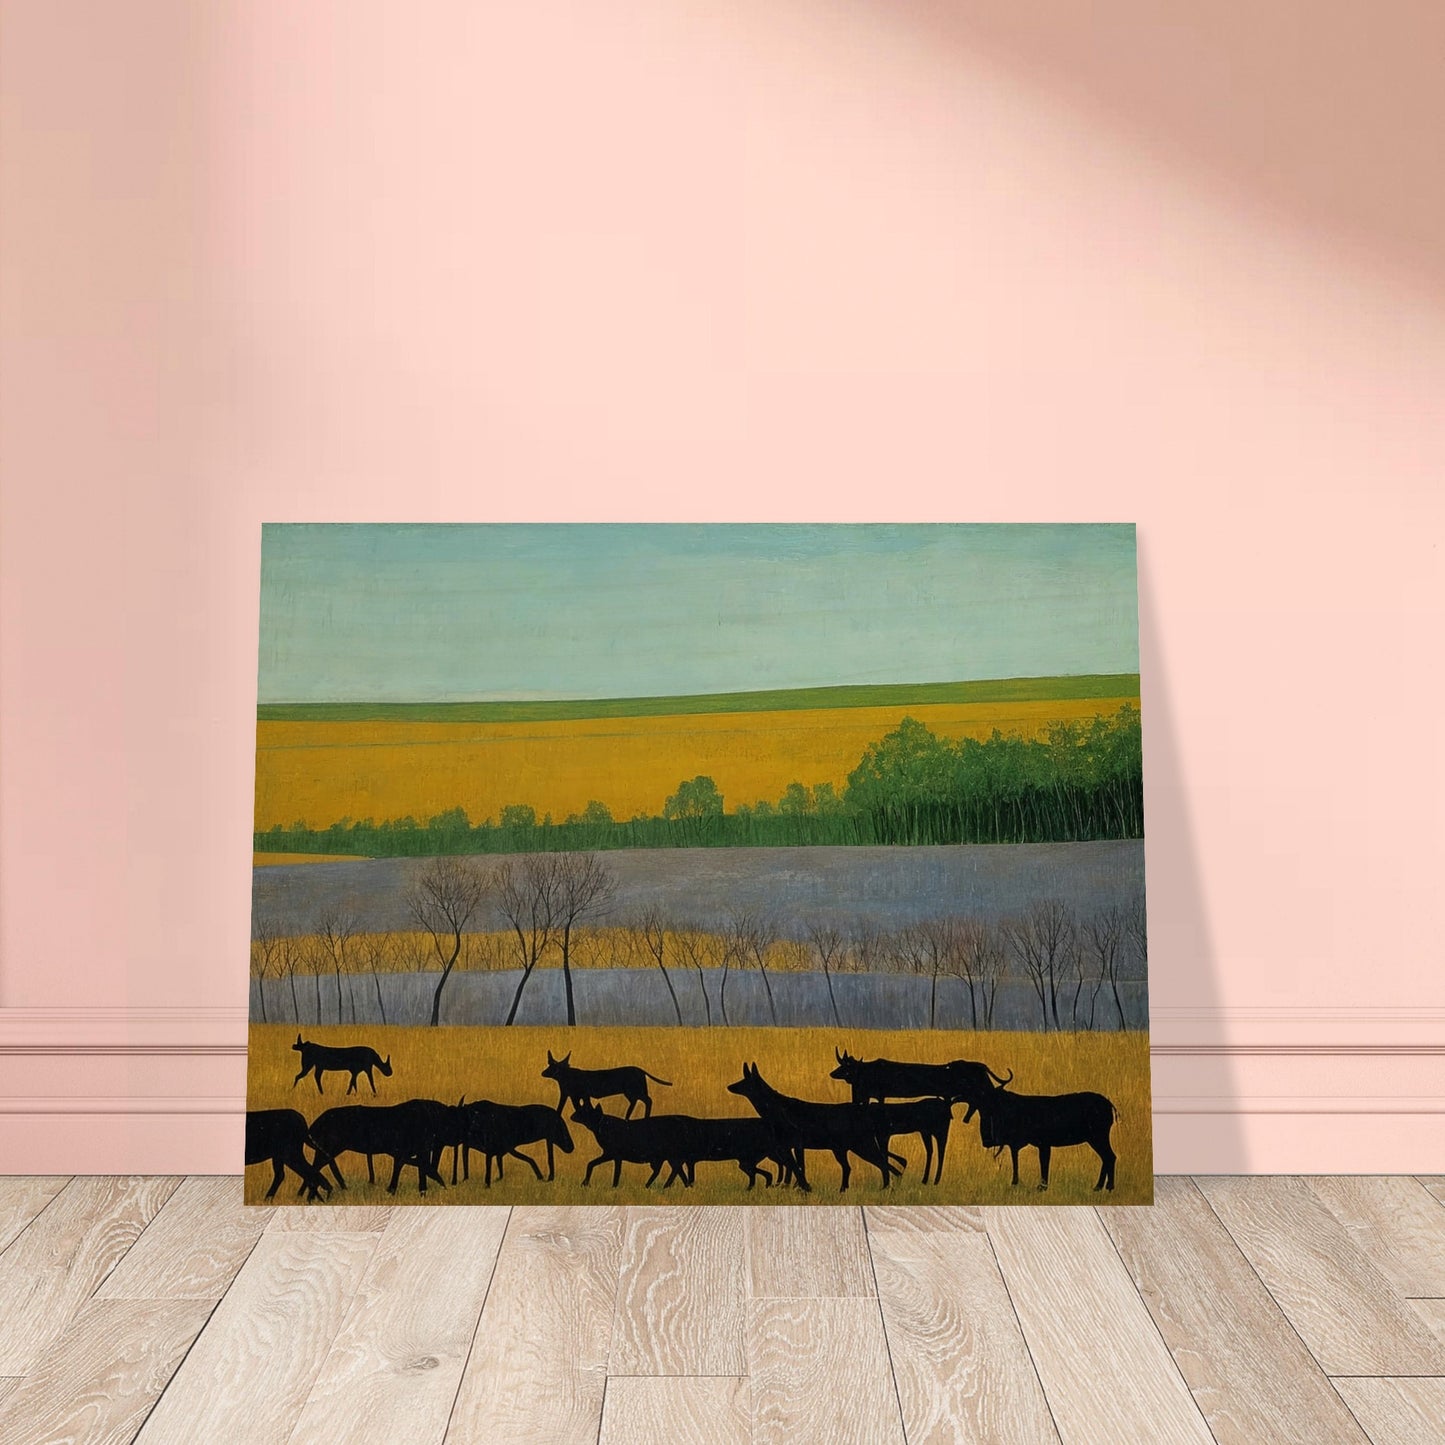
[257,673,1140,724]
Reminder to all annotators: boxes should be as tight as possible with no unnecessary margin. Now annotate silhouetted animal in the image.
[291,1035,393,1095]
[726,1063,900,1192]
[872,1097,955,1185]
[309,1098,464,1195]
[570,1100,683,1187]
[961,1080,1118,1191]
[542,1050,671,1119]
[245,1109,332,1201]
[830,1048,1012,1106]
[659,1115,797,1190]
[454,1101,574,1186]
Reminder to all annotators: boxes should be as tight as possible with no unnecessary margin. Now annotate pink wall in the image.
[2,1,1443,1171]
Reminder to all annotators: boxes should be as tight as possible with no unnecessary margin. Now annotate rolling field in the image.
[254,692,1139,830]
[245,1022,1152,1207]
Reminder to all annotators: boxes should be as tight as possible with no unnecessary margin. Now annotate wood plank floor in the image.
[0,1178,1440,1443]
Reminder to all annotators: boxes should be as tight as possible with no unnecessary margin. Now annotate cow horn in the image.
[987,1067,1013,1087]
[835,1046,843,1063]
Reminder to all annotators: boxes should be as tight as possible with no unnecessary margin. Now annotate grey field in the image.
[252,840,1146,939]
[251,840,1148,1030]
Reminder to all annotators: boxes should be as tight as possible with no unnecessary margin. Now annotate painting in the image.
[245,524,1152,1206]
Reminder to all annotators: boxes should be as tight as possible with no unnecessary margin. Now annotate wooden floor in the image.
[0,1178,1442,1442]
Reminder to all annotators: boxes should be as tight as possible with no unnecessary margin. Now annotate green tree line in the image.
[255,705,1142,857]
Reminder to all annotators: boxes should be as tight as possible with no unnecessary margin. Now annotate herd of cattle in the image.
[245,1035,1120,1202]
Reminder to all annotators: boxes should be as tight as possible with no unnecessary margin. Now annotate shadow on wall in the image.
[895,0,1445,295]
[1135,535,1244,1169]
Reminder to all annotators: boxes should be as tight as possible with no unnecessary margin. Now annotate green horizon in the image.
[257,672,1141,725]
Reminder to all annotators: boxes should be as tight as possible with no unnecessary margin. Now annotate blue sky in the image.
[257,524,1139,703]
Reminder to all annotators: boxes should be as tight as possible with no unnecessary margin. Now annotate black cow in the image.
[726,1063,901,1192]
[962,1080,1118,1191]
[570,1100,686,1188]
[542,1050,671,1119]
[292,1035,393,1095]
[829,1048,1012,1106]
[245,1109,332,1201]
[872,1097,955,1185]
[454,1101,574,1186]
[309,1098,464,1195]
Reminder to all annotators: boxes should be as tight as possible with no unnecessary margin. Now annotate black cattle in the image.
[309,1098,464,1195]
[962,1081,1118,1191]
[726,1063,901,1192]
[245,1109,332,1201]
[292,1035,393,1095]
[570,1100,685,1188]
[829,1048,1012,1106]
[542,1050,671,1119]
[454,1101,574,1186]
[872,1097,955,1185]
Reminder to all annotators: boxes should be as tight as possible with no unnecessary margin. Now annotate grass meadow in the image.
[246,1023,1152,1208]
[253,694,1139,831]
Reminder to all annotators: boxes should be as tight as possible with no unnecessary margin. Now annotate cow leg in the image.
[291,1068,307,1088]
[612,1158,623,1188]
[509,1148,544,1181]
[347,1074,358,1095]
[624,1097,638,1120]
[921,1135,933,1183]
[1094,1142,1116,1191]
[544,1141,555,1180]
[266,1159,286,1200]
[366,1069,377,1094]
[1009,1146,1020,1185]
[642,1093,652,1119]
[366,1154,376,1185]
[314,1069,325,1094]
[386,1155,404,1194]
[1037,1145,1051,1191]
[835,1150,851,1192]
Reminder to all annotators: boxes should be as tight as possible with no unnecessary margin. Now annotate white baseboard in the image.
[1,1005,1441,1173]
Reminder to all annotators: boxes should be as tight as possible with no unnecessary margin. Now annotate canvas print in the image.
[245,524,1151,1206]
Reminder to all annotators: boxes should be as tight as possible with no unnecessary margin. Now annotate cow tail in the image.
[643,1072,673,1087]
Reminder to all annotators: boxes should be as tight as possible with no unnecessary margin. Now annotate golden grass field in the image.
[246,1023,1152,1207]
[253,696,1137,830]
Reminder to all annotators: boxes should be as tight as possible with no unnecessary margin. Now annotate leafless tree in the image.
[1003,901,1075,1031]
[632,907,684,1025]
[804,921,846,1028]
[408,856,491,1027]
[846,917,886,976]
[672,924,715,1026]
[496,855,561,1026]
[357,933,394,1027]
[889,919,956,1030]
[316,910,360,1025]
[946,918,1006,1031]
[1086,904,1130,1030]
[727,912,780,1026]
[251,916,283,1024]
[553,853,617,1026]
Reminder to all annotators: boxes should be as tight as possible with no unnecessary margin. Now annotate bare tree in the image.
[846,917,886,977]
[633,907,684,1026]
[553,853,617,1026]
[496,855,561,1026]
[357,933,394,1027]
[251,916,283,1024]
[1087,904,1130,1030]
[804,921,846,1029]
[946,918,1002,1031]
[889,919,955,1030]
[408,857,491,1027]
[276,933,303,1024]
[727,912,780,1026]
[673,924,715,1026]
[315,910,360,1025]
[972,924,1008,1029]
[1003,901,1074,1031]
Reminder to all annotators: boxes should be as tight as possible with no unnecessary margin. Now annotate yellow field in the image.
[246,1023,1152,1207]
[253,853,362,867]
[253,697,1137,830]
